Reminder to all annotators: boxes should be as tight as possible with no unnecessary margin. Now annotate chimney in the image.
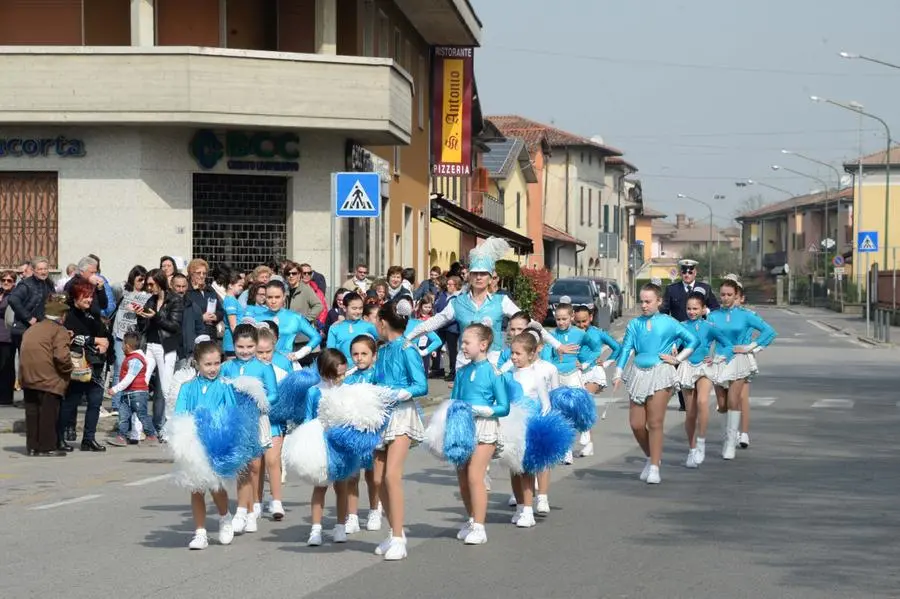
[676,213,686,228]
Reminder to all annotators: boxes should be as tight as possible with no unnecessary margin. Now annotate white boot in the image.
[722,411,740,460]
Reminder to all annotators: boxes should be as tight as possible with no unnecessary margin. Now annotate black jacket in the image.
[184,286,223,341]
[7,275,55,335]
[661,280,719,322]
[64,306,113,382]
[140,293,185,354]
[64,275,109,319]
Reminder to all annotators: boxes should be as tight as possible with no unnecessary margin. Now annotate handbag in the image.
[3,304,14,328]
[70,348,92,383]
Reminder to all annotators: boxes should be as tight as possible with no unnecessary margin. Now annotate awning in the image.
[431,194,534,254]
[542,223,586,247]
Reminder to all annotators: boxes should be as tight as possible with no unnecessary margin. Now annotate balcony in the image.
[468,191,504,225]
[0,46,413,145]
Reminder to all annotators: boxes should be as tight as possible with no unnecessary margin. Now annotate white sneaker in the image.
[464,523,488,545]
[639,458,652,481]
[685,449,699,469]
[646,465,661,484]
[511,505,524,524]
[563,450,574,465]
[244,512,258,533]
[515,510,536,528]
[579,442,594,457]
[345,514,360,534]
[456,517,474,540]
[270,500,284,521]
[332,524,347,543]
[739,432,750,449]
[579,431,591,446]
[383,536,408,561]
[366,508,383,531]
[507,494,517,507]
[695,439,706,465]
[218,515,234,545]
[189,529,209,550]
[374,534,393,556]
[535,495,550,515]
[232,513,247,534]
[307,526,323,546]
[252,502,262,519]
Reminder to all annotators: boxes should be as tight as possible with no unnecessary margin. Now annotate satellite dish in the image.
[590,135,605,145]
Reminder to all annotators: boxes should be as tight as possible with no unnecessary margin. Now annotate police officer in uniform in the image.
[661,259,719,410]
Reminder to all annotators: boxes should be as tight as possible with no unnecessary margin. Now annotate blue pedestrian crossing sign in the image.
[334,172,380,218]
[857,231,879,253]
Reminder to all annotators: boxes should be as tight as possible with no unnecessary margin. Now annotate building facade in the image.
[0,0,481,284]
[844,147,900,275]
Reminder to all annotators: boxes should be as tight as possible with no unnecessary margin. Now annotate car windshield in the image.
[550,280,592,296]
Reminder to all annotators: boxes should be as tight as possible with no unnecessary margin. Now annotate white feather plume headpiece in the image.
[468,237,512,273]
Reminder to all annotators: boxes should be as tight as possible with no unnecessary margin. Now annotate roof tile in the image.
[487,115,623,157]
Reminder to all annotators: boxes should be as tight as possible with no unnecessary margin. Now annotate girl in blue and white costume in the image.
[573,304,621,458]
[326,292,379,364]
[250,281,322,366]
[708,277,776,460]
[427,323,510,546]
[168,340,261,550]
[406,237,576,368]
[676,289,733,468]
[344,334,382,535]
[613,282,699,485]
[220,324,278,534]
[370,301,429,561]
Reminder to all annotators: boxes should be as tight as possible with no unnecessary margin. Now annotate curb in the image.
[813,319,886,348]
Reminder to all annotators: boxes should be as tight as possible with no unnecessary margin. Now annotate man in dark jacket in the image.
[8,257,55,351]
[63,256,109,319]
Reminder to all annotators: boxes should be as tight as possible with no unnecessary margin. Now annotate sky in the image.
[472,0,900,224]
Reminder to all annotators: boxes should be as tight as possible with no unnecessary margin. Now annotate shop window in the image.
[0,172,59,269]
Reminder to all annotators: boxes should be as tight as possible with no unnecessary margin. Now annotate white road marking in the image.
[750,397,776,407]
[811,399,855,409]
[124,474,173,487]
[807,320,833,333]
[30,494,103,511]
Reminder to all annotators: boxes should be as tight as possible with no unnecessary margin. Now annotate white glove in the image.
[418,348,430,357]
[394,389,412,402]
[290,346,312,361]
[471,405,494,418]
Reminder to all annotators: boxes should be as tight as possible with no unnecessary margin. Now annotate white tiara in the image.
[194,334,211,344]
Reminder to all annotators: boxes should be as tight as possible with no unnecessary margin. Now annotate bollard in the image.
[874,309,883,341]
[886,312,892,343]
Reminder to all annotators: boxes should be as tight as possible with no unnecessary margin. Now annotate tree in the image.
[733,193,767,220]
[680,245,742,279]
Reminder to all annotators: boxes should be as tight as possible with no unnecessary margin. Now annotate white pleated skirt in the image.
[713,354,755,388]
[675,361,714,390]
[475,417,503,457]
[623,362,678,405]
[582,365,608,388]
[558,370,584,388]
[378,402,425,450]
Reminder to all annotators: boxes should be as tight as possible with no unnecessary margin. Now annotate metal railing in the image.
[467,191,505,225]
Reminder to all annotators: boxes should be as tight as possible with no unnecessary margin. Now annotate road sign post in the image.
[857,231,879,338]
[331,172,381,295]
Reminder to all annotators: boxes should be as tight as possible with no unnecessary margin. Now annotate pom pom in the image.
[443,400,476,467]
[522,410,576,474]
[326,425,380,461]
[504,373,525,406]
[318,383,392,433]
[282,419,330,486]
[424,400,452,460]
[549,387,597,432]
[167,413,222,491]
[469,237,512,263]
[166,366,196,413]
[497,402,529,474]
[270,367,320,424]
[325,435,360,482]
[231,375,269,414]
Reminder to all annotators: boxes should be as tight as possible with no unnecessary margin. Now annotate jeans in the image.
[117,391,156,438]
[145,343,175,434]
[110,338,126,413]
[61,379,104,442]
[443,331,459,377]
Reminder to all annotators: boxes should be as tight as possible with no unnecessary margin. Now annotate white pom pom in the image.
[167,413,223,491]
[424,400,452,460]
[317,383,393,432]
[282,419,330,486]
[497,403,529,474]
[396,299,413,317]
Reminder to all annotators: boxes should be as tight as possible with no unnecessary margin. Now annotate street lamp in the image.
[780,149,843,252]
[811,95,892,265]
[773,164,832,282]
[735,179,794,197]
[839,51,900,70]
[676,193,715,278]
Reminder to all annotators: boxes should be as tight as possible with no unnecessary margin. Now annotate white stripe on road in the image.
[29,494,102,511]
[811,399,855,409]
[124,474,173,487]
[807,320,833,333]
[750,397,776,406]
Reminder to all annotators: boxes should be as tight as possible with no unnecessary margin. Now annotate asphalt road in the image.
[1,307,897,598]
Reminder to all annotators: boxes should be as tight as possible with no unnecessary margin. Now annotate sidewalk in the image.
[779,305,900,348]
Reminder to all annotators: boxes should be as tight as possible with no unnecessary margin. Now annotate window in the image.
[418,54,426,130]
[393,146,401,176]
[0,172,59,268]
[589,154,593,166]
[580,187,585,225]
[565,195,569,231]
[393,28,402,64]
[588,189,593,226]
[603,205,610,233]
[377,11,389,58]
[614,206,620,234]
[405,39,412,72]
[516,192,521,228]
[362,1,375,57]
[580,152,584,163]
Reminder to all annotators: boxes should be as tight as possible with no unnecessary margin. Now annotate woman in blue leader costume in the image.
[248,281,322,363]
[406,237,576,367]
[370,301,429,561]
[613,280,699,486]
[707,277,776,461]
[326,291,379,363]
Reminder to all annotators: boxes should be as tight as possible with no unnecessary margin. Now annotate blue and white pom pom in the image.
[270,366,320,424]
[425,399,477,467]
[282,419,330,486]
[549,386,597,433]
[522,410,575,474]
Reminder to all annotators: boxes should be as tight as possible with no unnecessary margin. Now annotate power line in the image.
[489,45,896,77]
[596,128,879,140]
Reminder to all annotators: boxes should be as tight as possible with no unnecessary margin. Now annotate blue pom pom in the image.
[360,453,374,471]
[443,399,476,467]
[504,373,525,406]
[326,425,380,460]
[195,401,260,479]
[522,410,576,474]
[326,435,360,482]
[549,387,597,432]
[270,367,320,424]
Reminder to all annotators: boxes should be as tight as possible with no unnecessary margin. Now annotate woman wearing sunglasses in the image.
[0,270,17,405]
